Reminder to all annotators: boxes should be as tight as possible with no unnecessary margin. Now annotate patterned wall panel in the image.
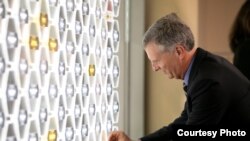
[0,0,120,140]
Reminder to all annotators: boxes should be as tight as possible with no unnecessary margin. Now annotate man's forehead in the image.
[145,45,163,60]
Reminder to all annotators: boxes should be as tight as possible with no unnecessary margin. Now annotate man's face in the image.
[145,42,183,79]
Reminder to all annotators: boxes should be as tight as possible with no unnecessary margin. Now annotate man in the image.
[109,12,250,141]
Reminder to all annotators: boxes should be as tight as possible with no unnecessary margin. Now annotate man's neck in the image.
[182,47,197,80]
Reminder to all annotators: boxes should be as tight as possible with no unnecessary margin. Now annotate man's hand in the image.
[108,131,132,141]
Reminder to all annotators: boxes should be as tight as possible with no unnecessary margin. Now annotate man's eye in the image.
[153,60,158,64]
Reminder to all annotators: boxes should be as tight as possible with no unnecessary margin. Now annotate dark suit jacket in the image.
[140,48,250,141]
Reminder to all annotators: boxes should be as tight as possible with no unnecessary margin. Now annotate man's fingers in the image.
[108,131,122,141]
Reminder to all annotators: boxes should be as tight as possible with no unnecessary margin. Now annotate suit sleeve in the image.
[140,101,188,141]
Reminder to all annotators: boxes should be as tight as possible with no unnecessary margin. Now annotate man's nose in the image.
[152,65,160,71]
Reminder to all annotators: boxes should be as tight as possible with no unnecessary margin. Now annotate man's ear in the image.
[175,45,185,59]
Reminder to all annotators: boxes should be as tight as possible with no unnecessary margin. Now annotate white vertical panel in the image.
[0,0,124,140]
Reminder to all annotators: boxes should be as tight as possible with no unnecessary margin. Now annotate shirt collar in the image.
[183,56,195,86]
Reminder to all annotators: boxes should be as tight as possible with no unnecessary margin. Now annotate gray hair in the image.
[143,13,194,52]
